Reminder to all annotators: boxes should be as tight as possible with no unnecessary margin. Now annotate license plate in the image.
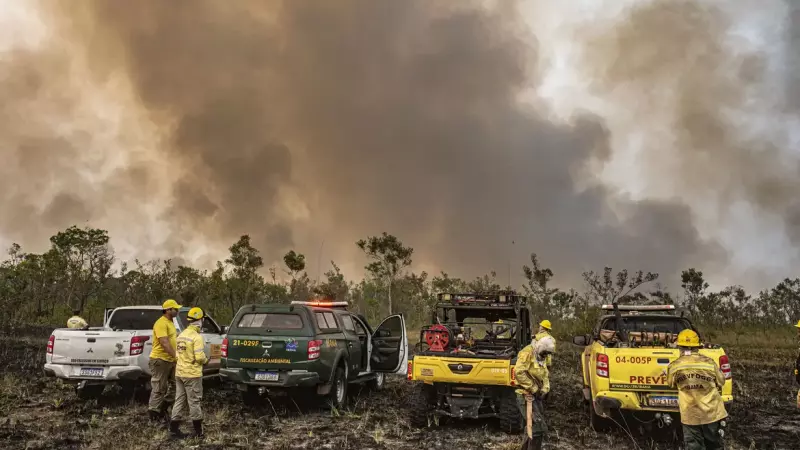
[649,396,678,407]
[254,371,279,381]
[79,367,104,377]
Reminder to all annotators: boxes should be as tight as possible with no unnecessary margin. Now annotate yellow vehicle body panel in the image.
[410,355,514,386]
[582,341,733,413]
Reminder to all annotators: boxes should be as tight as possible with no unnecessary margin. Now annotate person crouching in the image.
[170,307,208,439]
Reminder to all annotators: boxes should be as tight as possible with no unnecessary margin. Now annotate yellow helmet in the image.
[187,307,204,320]
[539,319,552,330]
[495,319,504,324]
[162,299,182,310]
[794,320,800,329]
[676,329,701,347]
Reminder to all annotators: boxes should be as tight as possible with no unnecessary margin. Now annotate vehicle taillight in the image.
[130,336,150,356]
[719,355,731,380]
[407,359,413,380]
[510,367,516,386]
[221,338,228,357]
[47,334,55,354]
[308,340,322,360]
[596,354,609,378]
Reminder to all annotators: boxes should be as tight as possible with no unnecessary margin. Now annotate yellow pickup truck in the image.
[573,304,733,431]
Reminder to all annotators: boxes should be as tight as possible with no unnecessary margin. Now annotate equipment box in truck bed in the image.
[44,306,227,399]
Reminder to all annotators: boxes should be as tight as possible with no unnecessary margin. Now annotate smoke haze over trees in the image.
[0,1,798,290]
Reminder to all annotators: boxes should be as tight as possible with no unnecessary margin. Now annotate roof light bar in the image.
[290,301,349,308]
[601,304,675,311]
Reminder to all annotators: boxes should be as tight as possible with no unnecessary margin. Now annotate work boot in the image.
[192,420,204,438]
[531,435,543,450]
[159,403,171,425]
[169,421,186,440]
[148,410,162,422]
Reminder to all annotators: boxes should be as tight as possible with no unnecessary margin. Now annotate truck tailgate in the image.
[412,356,512,385]
[226,335,311,370]
[51,330,140,366]
[605,348,677,391]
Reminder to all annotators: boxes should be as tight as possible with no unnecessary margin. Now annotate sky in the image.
[0,0,798,292]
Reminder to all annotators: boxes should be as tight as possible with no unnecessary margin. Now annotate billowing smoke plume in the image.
[0,0,795,289]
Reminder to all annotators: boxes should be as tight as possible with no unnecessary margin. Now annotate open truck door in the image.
[370,314,408,375]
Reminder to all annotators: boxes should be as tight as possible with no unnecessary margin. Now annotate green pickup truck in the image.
[220,300,409,408]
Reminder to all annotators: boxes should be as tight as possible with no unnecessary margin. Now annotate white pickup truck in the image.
[44,306,227,399]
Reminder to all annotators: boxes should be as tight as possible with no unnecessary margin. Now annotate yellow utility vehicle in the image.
[573,304,733,431]
[407,292,533,433]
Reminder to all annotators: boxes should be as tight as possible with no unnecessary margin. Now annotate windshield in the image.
[599,316,691,334]
[237,313,304,329]
[108,309,163,330]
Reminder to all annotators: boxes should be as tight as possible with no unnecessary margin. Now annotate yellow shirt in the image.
[150,316,177,362]
[176,325,208,378]
[667,353,728,425]
[534,331,555,367]
[514,344,550,396]
[67,316,88,329]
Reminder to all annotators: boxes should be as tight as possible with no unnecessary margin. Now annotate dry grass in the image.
[0,336,798,449]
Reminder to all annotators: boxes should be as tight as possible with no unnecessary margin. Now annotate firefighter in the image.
[667,329,728,450]
[170,307,208,439]
[794,320,800,408]
[148,299,181,422]
[514,335,554,450]
[66,309,89,329]
[534,320,555,368]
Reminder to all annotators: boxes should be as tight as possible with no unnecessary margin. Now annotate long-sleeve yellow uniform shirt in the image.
[514,344,549,396]
[667,353,727,426]
[175,325,208,378]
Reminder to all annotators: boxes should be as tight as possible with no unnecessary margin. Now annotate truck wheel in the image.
[76,384,105,400]
[407,383,433,427]
[367,373,385,391]
[325,365,348,410]
[587,401,614,432]
[497,389,523,433]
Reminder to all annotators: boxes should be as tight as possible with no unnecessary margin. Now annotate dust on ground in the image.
[1,336,798,450]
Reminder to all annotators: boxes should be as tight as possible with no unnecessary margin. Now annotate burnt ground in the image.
[1,336,798,450]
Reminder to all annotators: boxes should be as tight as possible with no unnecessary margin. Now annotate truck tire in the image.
[497,389,523,433]
[407,383,433,427]
[76,384,105,400]
[324,365,348,410]
[587,400,614,432]
[367,372,385,391]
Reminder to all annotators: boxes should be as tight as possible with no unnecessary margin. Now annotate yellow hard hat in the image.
[162,299,182,310]
[539,319,552,330]
[794,320,800,329]
[495,319,504,324]
[676,329,701,347]
[187,307,204,320]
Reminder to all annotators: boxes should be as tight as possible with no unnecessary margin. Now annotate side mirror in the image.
[572,334,590,346]
[220,326,228,335]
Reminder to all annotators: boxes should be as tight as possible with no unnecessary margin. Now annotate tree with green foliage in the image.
[356,233,413,315]
[582,267,659,305]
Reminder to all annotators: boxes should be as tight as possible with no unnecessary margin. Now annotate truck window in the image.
[315,312,340,331]
[108,309,163,330]
[600,317,690,334]
[177,311,220,333]
[340,315,355,333]
[353,317,368,337]
[238,313,304,329]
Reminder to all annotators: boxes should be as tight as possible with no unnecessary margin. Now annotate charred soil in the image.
[1,336,798,449]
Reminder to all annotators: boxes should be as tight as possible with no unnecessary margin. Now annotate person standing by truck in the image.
[170,307,208,439]
[534,320,554,368]
[514,335,554,450]
[148,299,181,422]
[66,309,88,329]
[667,329,728,450]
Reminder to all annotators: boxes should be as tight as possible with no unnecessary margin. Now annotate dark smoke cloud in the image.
[1,0,728,288]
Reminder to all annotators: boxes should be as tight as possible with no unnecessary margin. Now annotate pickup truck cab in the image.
[220,300,408,409]
[573,304,733,431]
[44,306,227,399]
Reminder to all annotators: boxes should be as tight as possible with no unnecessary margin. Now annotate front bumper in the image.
[43,363,145,383]
[220,368,320,388]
